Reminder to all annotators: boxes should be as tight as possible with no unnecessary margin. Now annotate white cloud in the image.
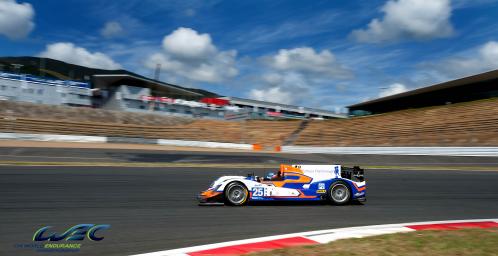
[265,47,352,79]
[162,27,216,60]
[262,73,284,85]
[247,71,313,105]
[421,41,498,79]
[351,0,453,43]
[249,87,293,105]
[480,41,498,66]
[0,0,34,39]
[100,21,124,38]
[246,47,352,106]
[379,83,408,97]
[39,42,122,70]
[449,41,498,73]
[145,27,238,83]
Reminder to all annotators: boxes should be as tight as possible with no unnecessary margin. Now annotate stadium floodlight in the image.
[154,63,162,81]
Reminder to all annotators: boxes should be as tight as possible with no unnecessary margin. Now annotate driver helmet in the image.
[265,172,275,180]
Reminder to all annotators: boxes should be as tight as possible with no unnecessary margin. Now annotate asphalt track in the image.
[2,146,498,167]
[1,148,498,256]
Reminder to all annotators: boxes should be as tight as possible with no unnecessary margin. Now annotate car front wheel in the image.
[224,182,248,206]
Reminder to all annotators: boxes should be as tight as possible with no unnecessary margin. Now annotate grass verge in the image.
[249,228,498,256]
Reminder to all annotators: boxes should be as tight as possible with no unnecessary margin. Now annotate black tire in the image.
[224,182,249,206]
[328,181,351,205]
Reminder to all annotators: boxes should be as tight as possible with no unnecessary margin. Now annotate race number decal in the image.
[252,187,267,197]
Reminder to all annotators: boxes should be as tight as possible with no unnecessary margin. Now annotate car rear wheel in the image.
[224,182,248,206]
[328,181,351,205]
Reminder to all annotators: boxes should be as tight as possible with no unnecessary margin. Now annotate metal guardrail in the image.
[281,146,498,157]
[0,132,252,150]
[0,132,106,143]
[1,132,497,156]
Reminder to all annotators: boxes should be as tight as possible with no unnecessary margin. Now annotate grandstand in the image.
[0,100,193,126]
[1,98,497,147]
[294,98,498,146]
[0,57,344,120]
[0,100,302,146]
[1,57,497,148]
[349,69,498,115]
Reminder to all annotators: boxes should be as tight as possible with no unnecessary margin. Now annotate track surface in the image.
[2,147,498,167]
[1,152,498,255]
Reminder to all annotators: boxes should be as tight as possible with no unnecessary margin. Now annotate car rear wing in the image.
[341,166,365,182]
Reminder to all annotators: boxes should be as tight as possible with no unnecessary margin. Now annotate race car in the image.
[198,164,366,206]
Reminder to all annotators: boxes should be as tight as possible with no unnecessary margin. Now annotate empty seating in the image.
[292,98,498,146]
[0,100,301,145]
[1,98,497,147]
[244,120,302,146]
[0,100,193,126]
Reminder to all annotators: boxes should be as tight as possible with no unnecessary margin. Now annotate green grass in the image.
[249,228,498,256]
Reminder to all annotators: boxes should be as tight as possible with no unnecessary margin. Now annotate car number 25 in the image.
[252,187,266,197]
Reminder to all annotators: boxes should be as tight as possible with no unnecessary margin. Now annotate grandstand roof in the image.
[92,74,204,99]
[348,69,498,114]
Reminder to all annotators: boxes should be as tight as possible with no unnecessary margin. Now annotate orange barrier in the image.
[252,144,263,151]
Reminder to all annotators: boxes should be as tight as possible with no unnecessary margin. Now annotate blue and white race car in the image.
[198,164,366,206]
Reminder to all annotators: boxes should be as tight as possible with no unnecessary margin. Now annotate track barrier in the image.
[1,132,498,156]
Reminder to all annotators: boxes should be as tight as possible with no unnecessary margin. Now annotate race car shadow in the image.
[247,200,364,207]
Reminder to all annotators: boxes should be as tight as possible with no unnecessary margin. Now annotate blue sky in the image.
[1,0,498,112]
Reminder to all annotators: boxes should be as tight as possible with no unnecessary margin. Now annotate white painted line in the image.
[130,233,305,256]
[304,227,413,244]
